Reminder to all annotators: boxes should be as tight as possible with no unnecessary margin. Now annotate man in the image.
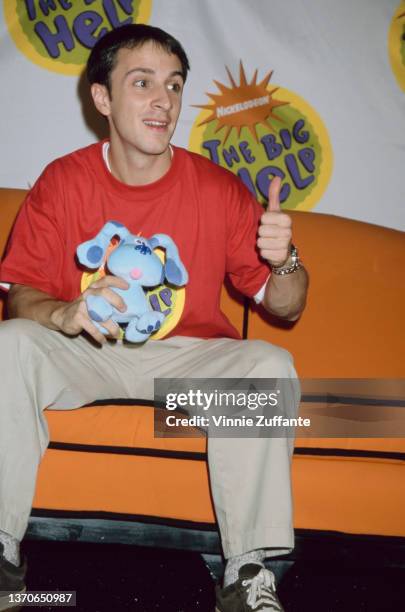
[0,24,308,612]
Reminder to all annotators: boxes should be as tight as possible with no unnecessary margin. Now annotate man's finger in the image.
[258,224,291,238]
[101,319,121,339]
[257,237,289,251]
[91,275,129,290]
[81,317,107,345]
[102,274,129,289]
[267,176,282,213]
[83,285,127,313]
[98,287,127,312]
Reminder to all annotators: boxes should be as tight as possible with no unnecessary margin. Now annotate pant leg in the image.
[138,337,300,559]
[0,319,147,540]
[0,323,215,540]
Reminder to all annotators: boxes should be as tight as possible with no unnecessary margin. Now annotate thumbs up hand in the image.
[257,176,292,268]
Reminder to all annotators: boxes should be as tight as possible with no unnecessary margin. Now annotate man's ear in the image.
[91,83,111,117]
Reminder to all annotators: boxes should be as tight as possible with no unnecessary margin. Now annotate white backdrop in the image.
[1,0,404,230]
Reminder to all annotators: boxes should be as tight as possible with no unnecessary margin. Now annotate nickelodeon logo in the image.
[189,63,333,211]
[216,95,270,117]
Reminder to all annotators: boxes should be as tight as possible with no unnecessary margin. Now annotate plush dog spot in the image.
[88,309,103,322]
[87,245,103,264]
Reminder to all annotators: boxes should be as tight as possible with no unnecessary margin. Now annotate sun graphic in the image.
[193,62,289,144]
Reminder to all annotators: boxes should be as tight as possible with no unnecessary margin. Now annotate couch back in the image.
[1,187,404,378]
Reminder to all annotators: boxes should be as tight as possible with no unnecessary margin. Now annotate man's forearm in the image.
[261,265,309,321]
[7,285,65,330]
[7,277,127,344]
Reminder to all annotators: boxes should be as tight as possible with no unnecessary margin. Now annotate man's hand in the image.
[256,177,309,321]
[51,275,129,344]
[257,176,292,268]
[8,275,129,345]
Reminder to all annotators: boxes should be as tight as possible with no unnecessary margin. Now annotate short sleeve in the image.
[0,164,65,298]
[225,180,271,298]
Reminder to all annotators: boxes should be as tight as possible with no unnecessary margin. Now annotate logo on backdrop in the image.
[80,238,185,340]
[388,1,405,92]
[189,62,333,211]
[4,0,152,75]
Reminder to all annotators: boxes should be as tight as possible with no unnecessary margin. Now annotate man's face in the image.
[94,41,184,157]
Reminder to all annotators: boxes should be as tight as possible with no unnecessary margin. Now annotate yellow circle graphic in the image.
[4,0,152,76]
[388,1,405,92]
[189,64,333,211]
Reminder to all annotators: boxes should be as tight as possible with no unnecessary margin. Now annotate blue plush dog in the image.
[77,221,188,342]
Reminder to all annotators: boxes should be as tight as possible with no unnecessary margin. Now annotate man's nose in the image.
[152,85,172,110]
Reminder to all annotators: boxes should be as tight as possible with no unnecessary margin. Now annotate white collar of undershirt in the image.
[102,141,173,174]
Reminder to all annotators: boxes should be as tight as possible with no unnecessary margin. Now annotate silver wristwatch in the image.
[271,244,301,275]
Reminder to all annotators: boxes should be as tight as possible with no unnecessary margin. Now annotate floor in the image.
[18,540,405,611]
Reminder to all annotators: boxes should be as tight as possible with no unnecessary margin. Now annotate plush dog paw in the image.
[124,312,165,343]
[137,311,165,334]
[125,319,149,343]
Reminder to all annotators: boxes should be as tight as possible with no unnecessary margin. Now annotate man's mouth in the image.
[143,120,169,130]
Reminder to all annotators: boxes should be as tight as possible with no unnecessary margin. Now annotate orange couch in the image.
[1,187,405,561]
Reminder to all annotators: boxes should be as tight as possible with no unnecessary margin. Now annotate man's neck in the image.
[107,137,172,186]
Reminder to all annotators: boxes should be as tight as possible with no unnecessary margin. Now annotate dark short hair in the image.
[86,24,190,93]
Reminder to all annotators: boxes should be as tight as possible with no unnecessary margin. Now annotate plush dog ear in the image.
[77,221,130,269]
[149,234,188,286]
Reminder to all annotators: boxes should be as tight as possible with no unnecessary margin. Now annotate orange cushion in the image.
[34,405,215,525]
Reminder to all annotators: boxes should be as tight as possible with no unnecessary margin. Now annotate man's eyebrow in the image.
[124,67,184,80]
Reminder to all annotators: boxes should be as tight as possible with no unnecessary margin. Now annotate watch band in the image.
[271,244,301,275]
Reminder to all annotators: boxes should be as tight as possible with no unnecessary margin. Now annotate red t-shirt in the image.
[0,142,270,339]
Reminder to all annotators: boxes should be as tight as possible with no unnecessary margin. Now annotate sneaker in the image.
[215,563,284,611]
[0,544,26,611]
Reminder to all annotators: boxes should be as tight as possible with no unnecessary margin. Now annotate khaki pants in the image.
[0,319,300,559]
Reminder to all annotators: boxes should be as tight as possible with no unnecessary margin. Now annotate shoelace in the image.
[241,568,281,610]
